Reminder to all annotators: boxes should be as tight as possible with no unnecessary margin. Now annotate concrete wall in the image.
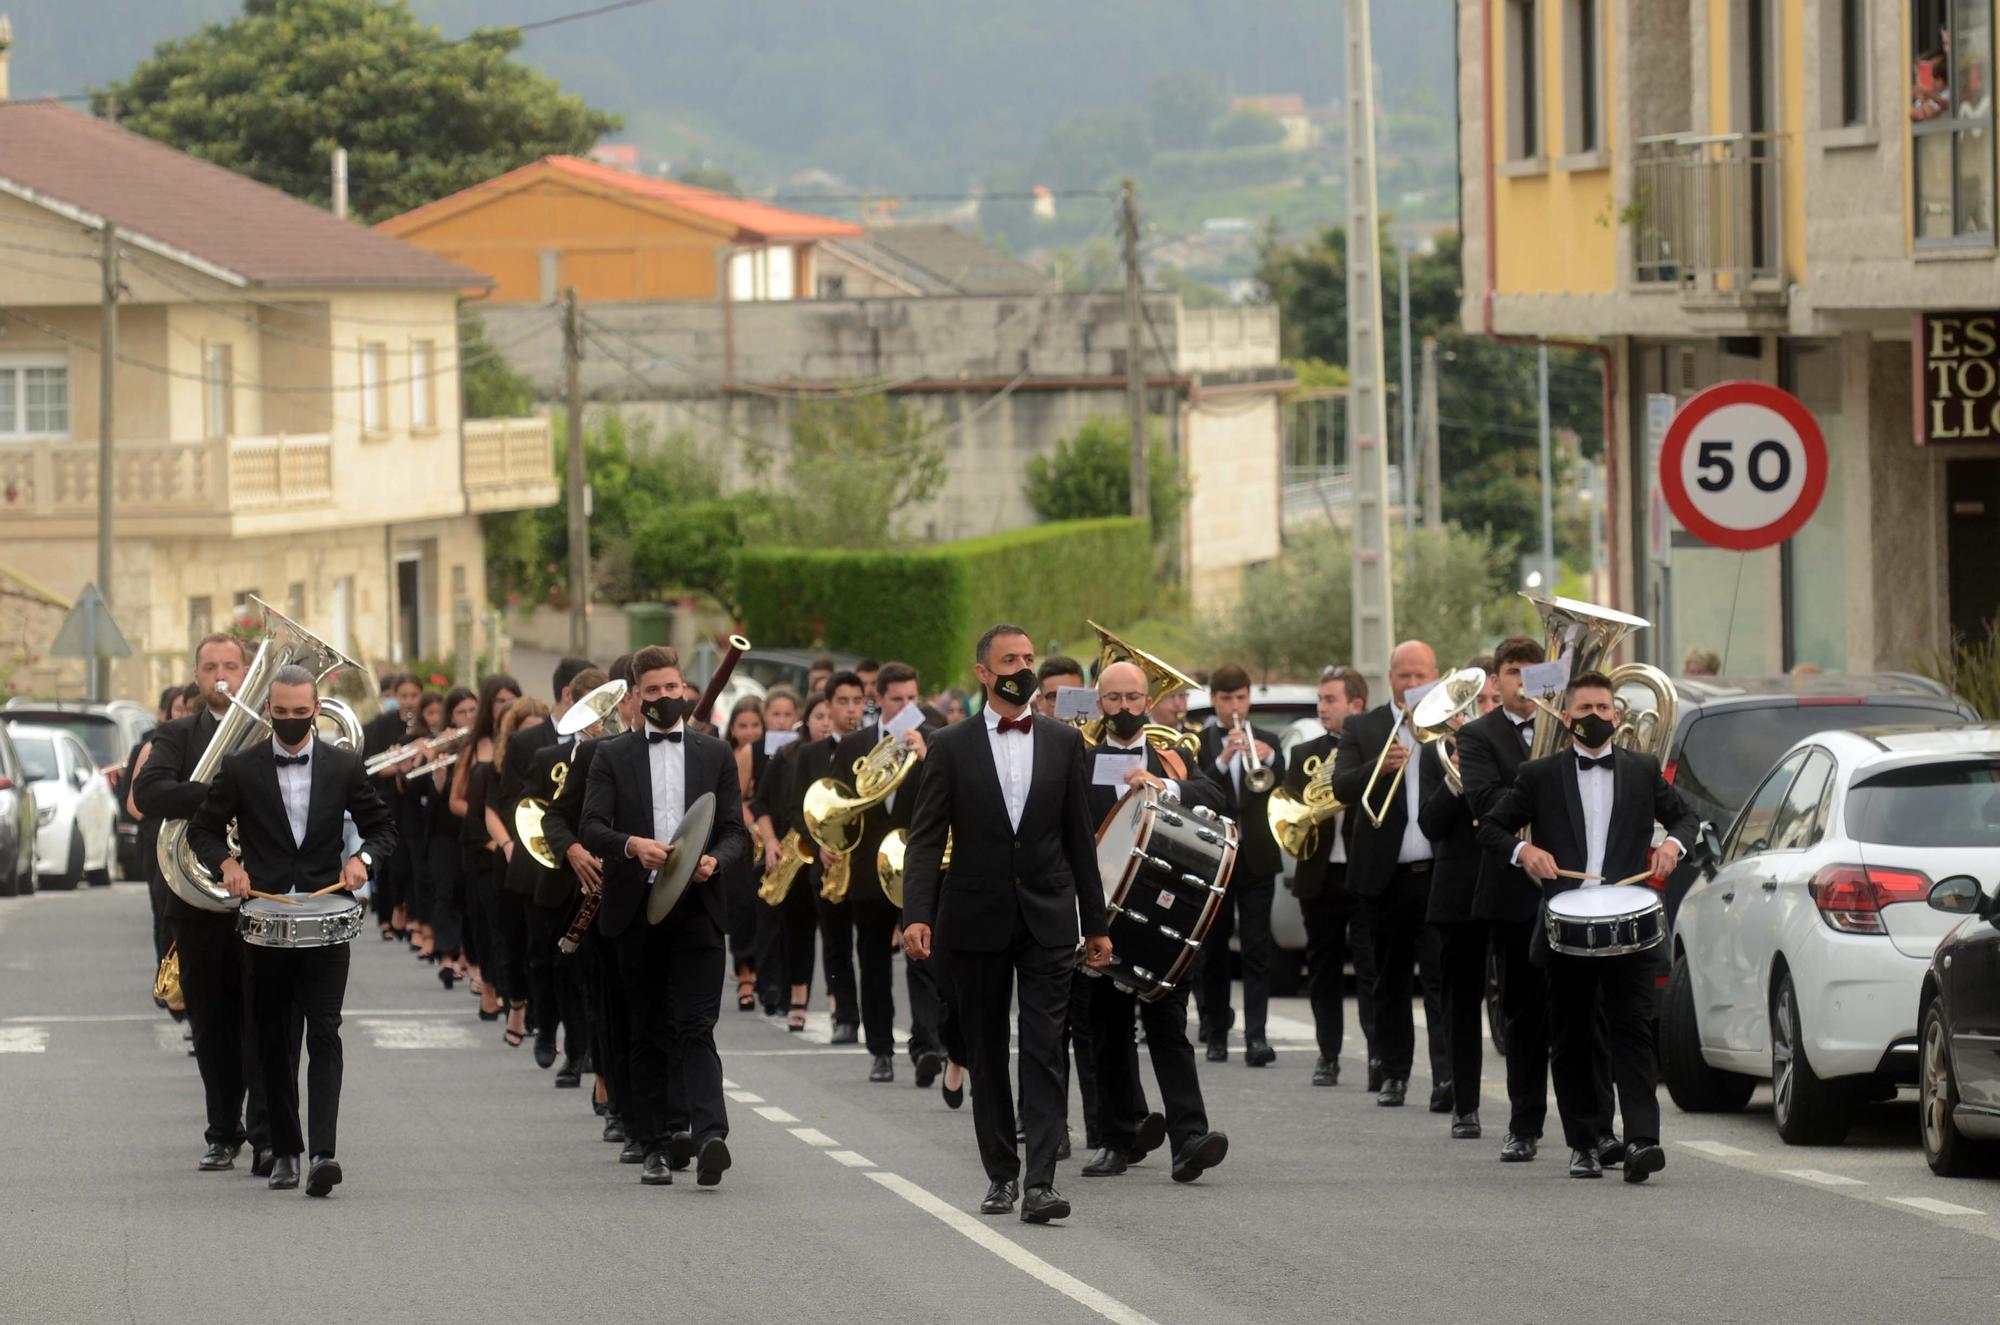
[1185,393,1284,610]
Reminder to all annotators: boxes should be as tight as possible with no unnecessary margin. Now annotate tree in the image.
[99,0,620,223]
[676,165,741,194]
[1032,105,1152,188]
[1147,69,1224,151]
[1210,106,1286,149]
[748,395,948,548]
[1022,416,1187,547]
[459,311,535,419]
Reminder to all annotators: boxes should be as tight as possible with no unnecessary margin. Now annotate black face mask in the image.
[1569,712,1617,750]
[270,715,315,747]
[1106,709,1147,741]
[990,667,1036,708]
[642,694,691,731]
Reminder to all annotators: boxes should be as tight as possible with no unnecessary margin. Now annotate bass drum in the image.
[1090,787,1238,1002]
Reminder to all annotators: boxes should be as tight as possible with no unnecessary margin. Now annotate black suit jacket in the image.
[1331,704,1439,900]
[133,708,223,916]
[518,738,597,910]
[578,727,751,943]
[496,722,562,835]
[1457,705,1541,923]
[833,720,939,908]
[1417,768,1480,924]
[902,714,1108,952]
[1195,720,1288,879]
[186,740,397,893]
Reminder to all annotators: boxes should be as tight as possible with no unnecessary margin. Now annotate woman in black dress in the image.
[724,695,768,1013]
[483,698,550,1048]
[451,674,520,1022]
[422,688,478,988]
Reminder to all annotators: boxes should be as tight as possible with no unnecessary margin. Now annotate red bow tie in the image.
[996,714,1032,735]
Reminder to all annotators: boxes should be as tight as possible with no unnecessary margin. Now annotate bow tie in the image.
[1576,753,1613,771]
[996,714,1032,735]
[648,730,683,745]
[275,753,309,768]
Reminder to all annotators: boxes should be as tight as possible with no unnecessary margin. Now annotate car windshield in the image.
[1672,705,1967,826]
[13,735,58,783]
[6,713,119,765]
[1846,761,2000,848]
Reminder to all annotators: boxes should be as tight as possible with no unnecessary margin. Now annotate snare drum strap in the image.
[1157,749,1187,782]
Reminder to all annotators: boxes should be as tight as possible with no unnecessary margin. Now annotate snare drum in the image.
[1090,787,1238,1001]
[237,895,364,949]
[1543,884,1664,958]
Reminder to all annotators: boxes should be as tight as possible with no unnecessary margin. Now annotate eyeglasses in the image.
[1101,692,1149,705]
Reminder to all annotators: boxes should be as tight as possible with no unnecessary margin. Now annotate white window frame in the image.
[0,353,72,440]
[728,246,799,302]
[409,339,437,432]
[360,341,388,433]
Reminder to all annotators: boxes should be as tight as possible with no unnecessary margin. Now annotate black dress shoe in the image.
[1377,1077,1407,1107]
[1499,1133,1539,1162]
[603,1116,626,1144]
[619,1139,646,1164]
[1451,1113,1482,1140]
[640,1151,673,1186]
[1127,1111,1167,1164]
[1311,1057,1339,1087]
[979,1180,1019,1215]
[869,1054,894,1083]
[198,1142,241,1172]
[1366,1057,1385,1092]
[829,1021,859,1045]
[1205,1037,1228,1062]
[696,1136,732,1187]
[533,1041,557,1070]
[1244,1036,1276,1067]
[941,1071,964,1110]
[1172,1131,1230,1184]
[1622,1142,1666,1185]
[1080,1146,1128,1176]
[1569,1148,1603,1179]
[268,1155,300,1190]
[1596,1134,1628,1168]
[668,1131,696,1171]
[305,1156,342,1198]
[1020,1185,1071,1223]
[1429,1081,1454,1113]
[251,1147,274,1178]
[914,1049,943,1089]
[555,1058,582,1089]
[1055,1131,1072,1162]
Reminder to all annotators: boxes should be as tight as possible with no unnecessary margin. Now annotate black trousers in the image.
[613,921,726,1152]
[1363,863,1436,1080]
[426,834,463,956]
[933,959,967,1064]
[1435,920,1488,1117]
[1090,978,1208,1153]
[528,906,588,1057]
[1197,872,1275,1041]
[776,875,818,997]
[905,948,944,1062]
[1298,879,1375,1062]
[816,891,857,1027]
[147,869,175,964]
[851,893,903,1058]
[594,926,633,1118]
[1491,917,1551,1136]
[1548,951,1662,1151]
[171,907,273,1149]
[496,886,533,1007]
[465,847,505,979]
[248,941,348,1159]
[942,917,1073,1190]
[1062,969,1109,1147]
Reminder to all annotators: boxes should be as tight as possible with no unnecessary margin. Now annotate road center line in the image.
[1780,1169,1867,1187]
[1888,1196,1985,1216]
[826,1150,875,1168]
[788,1127,837,1146]
[752,1105,799,1123]
[726,1090,765,1103]
[1681,1140,1758,1158]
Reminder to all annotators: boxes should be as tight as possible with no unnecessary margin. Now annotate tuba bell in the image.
[1521,595,1679,761]
[1078,620,1200,755]
[156,598,365,912]
[803,734,921,903]
[876,828,953,909]
[1268,753,1345,859]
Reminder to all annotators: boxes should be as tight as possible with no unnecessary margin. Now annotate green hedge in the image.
[734,517,1150,691]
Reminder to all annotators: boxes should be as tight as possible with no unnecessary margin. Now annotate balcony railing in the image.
[463,416,556,512]
[0,434,333,524]
[1631,133,1786,304]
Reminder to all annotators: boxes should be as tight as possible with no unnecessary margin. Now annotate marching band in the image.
[130,592,1700,1213]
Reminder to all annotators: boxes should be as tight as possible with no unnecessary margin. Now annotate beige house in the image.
[0,103,556,698]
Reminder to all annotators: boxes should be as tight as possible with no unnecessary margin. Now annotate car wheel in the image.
[45,825,84,891]
[1771,972,1851,1145]
[1919,1000,1997,1177]
[1662,953,1755,1112]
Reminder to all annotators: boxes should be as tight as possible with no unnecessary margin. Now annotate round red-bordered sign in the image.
[1658,381,1828,552]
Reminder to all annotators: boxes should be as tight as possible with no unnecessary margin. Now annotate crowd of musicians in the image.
[125,607,1697,1214]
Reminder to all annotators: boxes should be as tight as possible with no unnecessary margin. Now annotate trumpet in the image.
[1268,753,1344,858]
[1357,667,1487,827]
[364,726,468,776]
[1233,714,1277,795]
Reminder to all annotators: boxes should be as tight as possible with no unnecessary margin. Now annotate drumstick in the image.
[1553,869,1604,882]
[1612,869,1658,888]
[309,881,352,898]
[248,890,301,906]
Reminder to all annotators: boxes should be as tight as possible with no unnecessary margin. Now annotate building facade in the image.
[1460,0,2000,671]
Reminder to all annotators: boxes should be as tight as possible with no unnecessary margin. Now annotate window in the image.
[1724,751,1805,863]
[727,246,798,302]
[1768,750,1836,850]
[360,342,388,431]
[409,340,436,431]
[186,596,213,651]
[0,358,69,437]
[1839,0,1869,127]
[1505,0,1543,161]
[1912,0,1996,243]
[1846,760,2000,847]
[1562,0,1604,156]
[202,342,233,439]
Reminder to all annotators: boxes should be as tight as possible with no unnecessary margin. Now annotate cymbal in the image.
[647,792,717,925]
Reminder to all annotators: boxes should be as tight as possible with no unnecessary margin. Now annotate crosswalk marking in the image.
[0,1025,48,1053]
[354,1018,479,1050]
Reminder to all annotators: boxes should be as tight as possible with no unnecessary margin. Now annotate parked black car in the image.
[1918,873,2000,1176]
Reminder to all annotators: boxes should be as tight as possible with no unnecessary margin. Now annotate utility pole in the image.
[1536,342,1556,589]
[1419,335,1442,527]
[94,222,117,701]
[562,289,589,656]
[1120,177,1150,523]
[1345,0,1394,695]
[331,146,349,221]
[1396,237,1414,539]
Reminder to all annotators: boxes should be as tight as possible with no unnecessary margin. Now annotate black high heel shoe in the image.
[439,966,457,991]
[941,1063,965,1110]
[787,1003,808,1034]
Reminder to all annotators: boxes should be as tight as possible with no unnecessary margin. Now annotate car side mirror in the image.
[1693,822,1723,869]
[1928,875,1985,915]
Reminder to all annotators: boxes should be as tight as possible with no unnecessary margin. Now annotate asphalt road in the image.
[4,881,1999,1325]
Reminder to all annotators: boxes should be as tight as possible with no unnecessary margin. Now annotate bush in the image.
[736,518,1150,690]
[1210,106,1287,149]
[1915,622,2000,719]
[1022,416,1186,548]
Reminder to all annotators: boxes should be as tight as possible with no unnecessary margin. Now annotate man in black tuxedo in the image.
[1284,666,1375,1087]
[1078,660,1230,1184]
[187,665,397,1197]
[359,673,419,936]
[810,672,869,1042]
[1192,663,1287,1066]
[1476,671,1698,1184]
[1332,640,1451,1109]
[134,632,279,1175]
[580,645,751,1188]
[588,656,643,1154]
[902,624,1112,1224]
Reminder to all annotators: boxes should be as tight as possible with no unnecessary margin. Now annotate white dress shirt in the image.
[984,705,1033,832]
[1575,744,1615,883]
[640,720,687,850]
[1395,722,1432,864]
[1509,710,1536,751]
[272,733,314,849]
[1103,729,1182,802]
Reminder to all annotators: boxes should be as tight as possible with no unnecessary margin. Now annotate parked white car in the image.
[6,723,119,891]
[1664,724,2000,1144]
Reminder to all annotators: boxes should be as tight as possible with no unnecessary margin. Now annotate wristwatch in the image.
[356,851,374,872]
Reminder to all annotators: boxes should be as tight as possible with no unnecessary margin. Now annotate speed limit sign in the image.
[1658,381,1828,551]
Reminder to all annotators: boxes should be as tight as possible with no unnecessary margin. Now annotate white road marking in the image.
[867,1171,1161,1325]
[354,1018,479,1050]
[826,1150,875,1168]
[752,1105,799,1124]
[152,1023,189,1053]
[726,1090,765,1104]
[1261,1013,1320,1042]
[1781,1169,1867,1187]
[721,1077,738,1089]
[1681,1140,1758,1158]
[1888,1196,1985,1216]
[0,1025,49,1053]
[5,1012,159,1024]
[789,1127,837,1147]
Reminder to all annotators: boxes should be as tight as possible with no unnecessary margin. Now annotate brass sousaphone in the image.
[1078,620,1200,755]
[1520,595,1678,761]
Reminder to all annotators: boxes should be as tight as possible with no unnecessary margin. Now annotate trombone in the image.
[1357,667,1487,827]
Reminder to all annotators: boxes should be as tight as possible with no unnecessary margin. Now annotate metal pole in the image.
[332,147,349,220]
[1536,343,1555,588]
[1345,0,1394,694]
[1397,238,1414,539]
[1419,334,1441,527]
[1120,178,1150,522]
[95,222,117,701]
[563,289,590,656]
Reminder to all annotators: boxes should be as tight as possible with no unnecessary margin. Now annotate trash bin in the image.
[626,603,671,651]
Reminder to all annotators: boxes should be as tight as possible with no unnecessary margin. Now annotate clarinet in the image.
[558,888,600,955]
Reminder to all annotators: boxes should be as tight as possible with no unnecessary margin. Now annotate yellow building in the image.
[1460,0,2000,672]
[0,103,557,698]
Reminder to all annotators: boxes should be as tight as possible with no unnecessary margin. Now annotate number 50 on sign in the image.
[1658,382,1828,552]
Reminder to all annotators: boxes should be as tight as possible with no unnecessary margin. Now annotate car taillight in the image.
[1809,864,1931,933]
[1661,759,1678,784]
[0,776,12,792]
[1797,696,1868,707]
